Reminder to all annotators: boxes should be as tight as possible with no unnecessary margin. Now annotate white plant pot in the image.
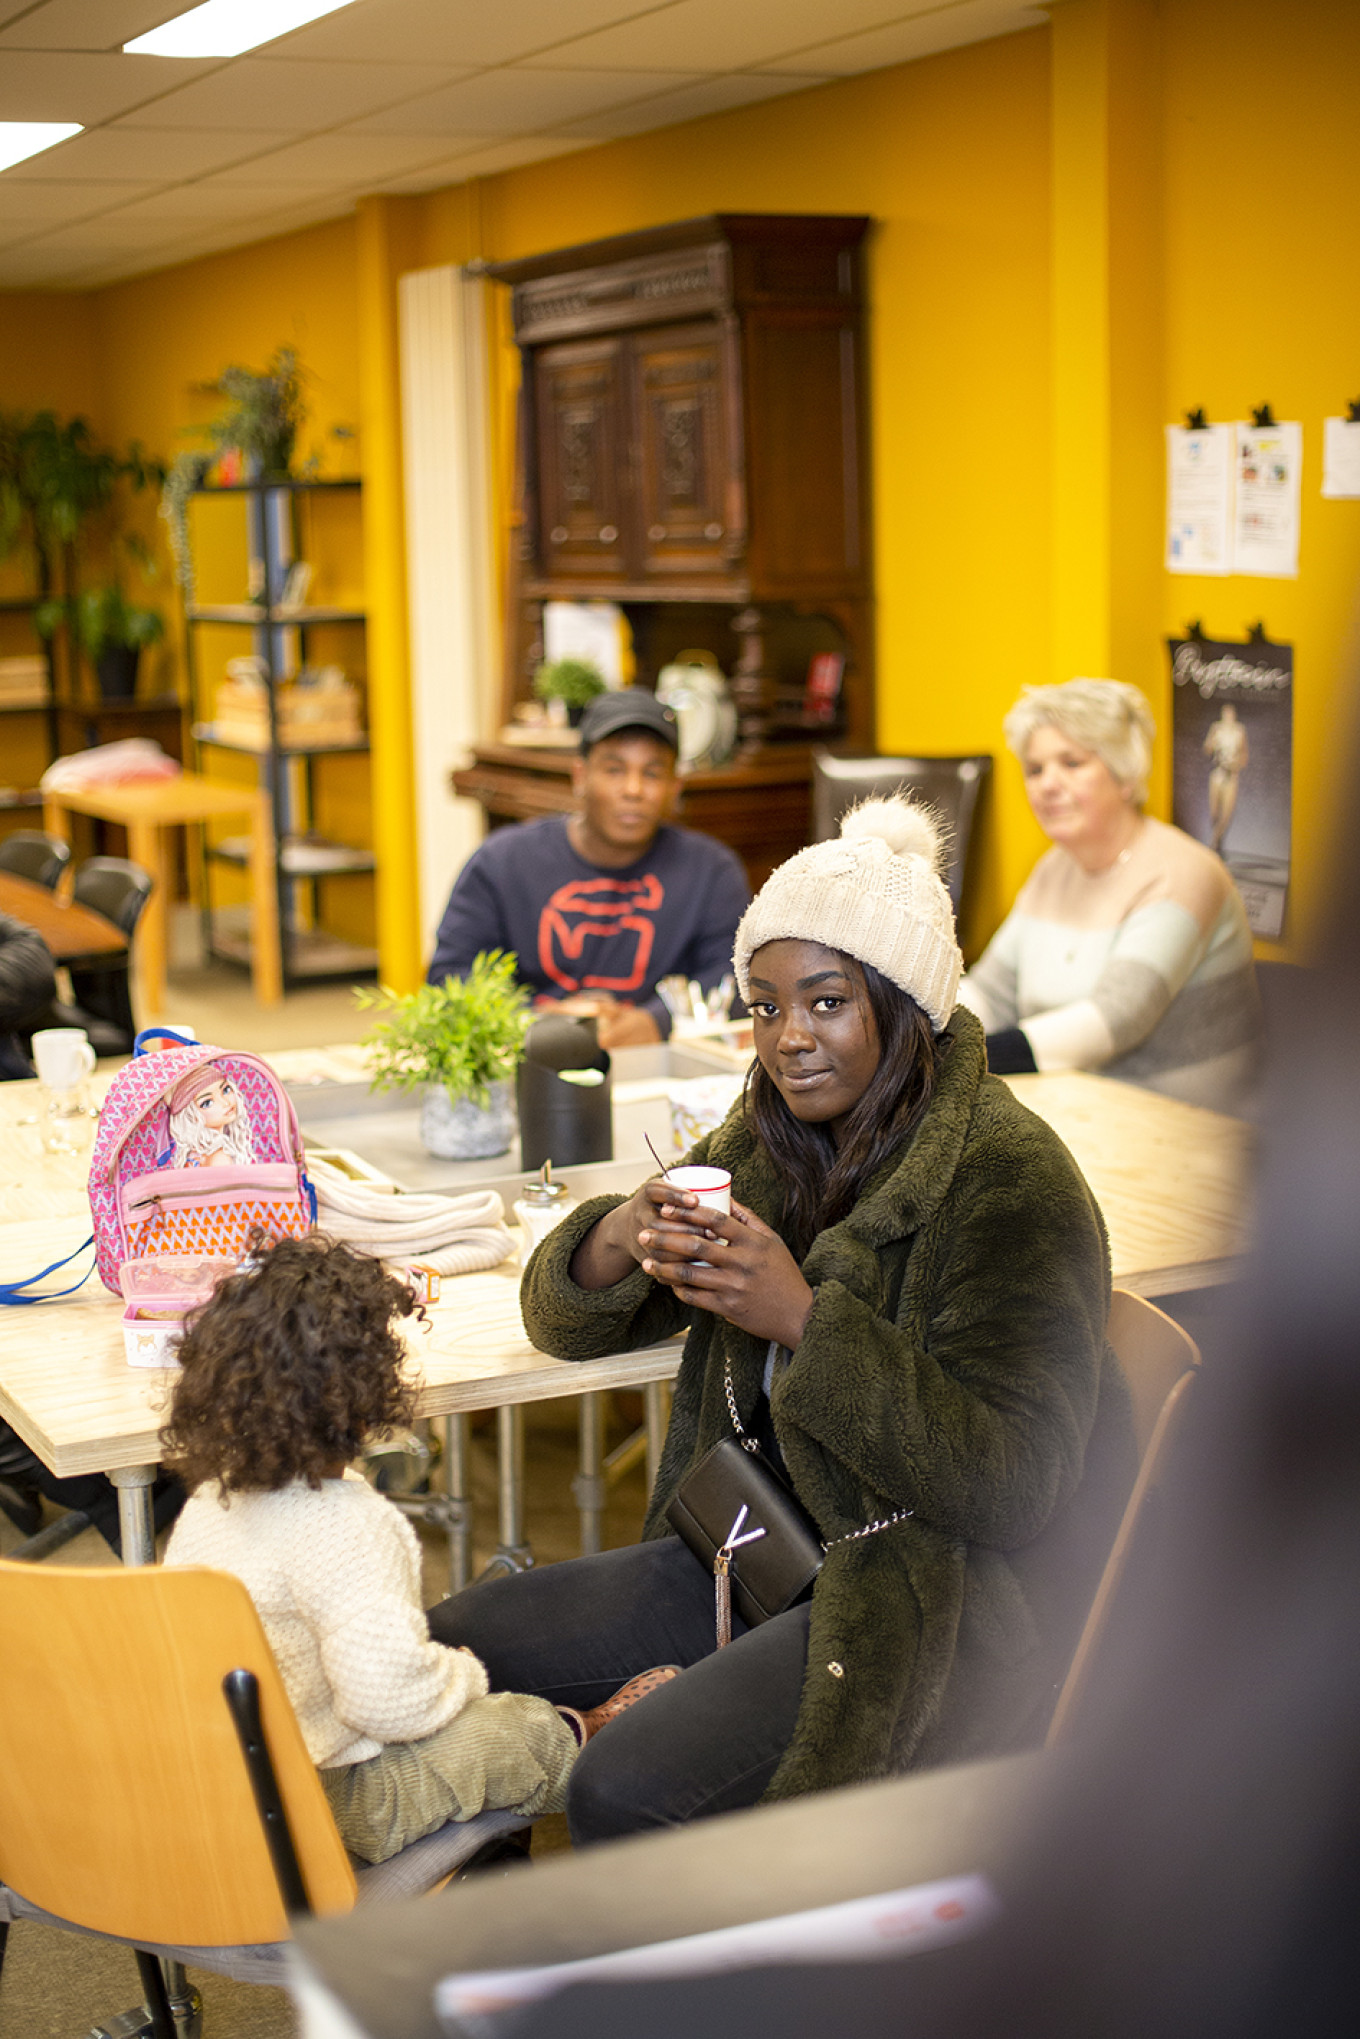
[419,1080,514,1160]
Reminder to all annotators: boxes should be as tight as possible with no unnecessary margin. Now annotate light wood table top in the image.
[1001,1070,1254,1297]
[0,1058,1253,1485]
[0,871,126,963]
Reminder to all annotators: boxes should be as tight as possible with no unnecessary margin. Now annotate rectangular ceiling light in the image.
[125,0,358,59]
[0,122,83,172]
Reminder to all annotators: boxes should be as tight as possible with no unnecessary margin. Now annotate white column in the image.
[398,264,498,941]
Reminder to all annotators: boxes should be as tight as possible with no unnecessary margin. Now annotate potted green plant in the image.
[533,657,607,725]
[356,951,532,1159]
[37,584,165,699]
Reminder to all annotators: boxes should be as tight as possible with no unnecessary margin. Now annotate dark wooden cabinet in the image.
[491,213,874,754]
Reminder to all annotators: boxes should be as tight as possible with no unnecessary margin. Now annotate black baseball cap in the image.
[577,690,679,755]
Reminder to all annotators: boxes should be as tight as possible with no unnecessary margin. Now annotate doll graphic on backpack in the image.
[165,1066,255,1170]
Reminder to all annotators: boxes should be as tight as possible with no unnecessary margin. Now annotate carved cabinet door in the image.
[533,337,629,580]
[631,321,741,579]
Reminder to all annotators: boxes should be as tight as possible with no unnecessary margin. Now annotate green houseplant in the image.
[37,584,165,700]
[160,348,308,595]
[356,951,532,1159]
[533,657,607,723]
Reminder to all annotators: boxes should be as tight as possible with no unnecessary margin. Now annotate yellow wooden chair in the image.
[1046,1288,1201,1746]
[0,1559,530,2031]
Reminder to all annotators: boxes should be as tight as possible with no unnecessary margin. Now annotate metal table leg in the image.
[109,1464,157,1567]
[478,1405,533,1579]
[443,1413,471,1593]
[573,1392,607,1555]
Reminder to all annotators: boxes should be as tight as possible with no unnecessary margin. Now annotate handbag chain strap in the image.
[724,1357,914,1554]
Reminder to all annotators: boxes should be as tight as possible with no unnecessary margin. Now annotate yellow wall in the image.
[1158,0,1360,954]
[6,0,1357,974]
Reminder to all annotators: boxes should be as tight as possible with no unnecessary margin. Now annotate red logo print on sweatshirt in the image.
[538,874,664,993]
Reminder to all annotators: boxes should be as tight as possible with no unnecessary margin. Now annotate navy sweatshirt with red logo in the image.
[427,818,751,1035]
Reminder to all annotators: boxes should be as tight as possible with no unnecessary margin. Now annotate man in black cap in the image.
[428,692,749,1047]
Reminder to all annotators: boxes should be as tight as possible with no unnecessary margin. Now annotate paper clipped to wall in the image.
[1232,420,1302,578]
[1166,421,1303,578]
[1321,418,1360,499]
[1166,424,1234,574]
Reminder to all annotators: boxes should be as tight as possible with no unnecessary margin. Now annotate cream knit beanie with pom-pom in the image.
[732,796,962,1031]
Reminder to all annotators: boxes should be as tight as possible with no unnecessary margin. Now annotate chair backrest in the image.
[1046,1290,1200,1746]
[0,1559,356,1946]
[72,855,154,936]
[0,829,71,890]
[810,751,992,913]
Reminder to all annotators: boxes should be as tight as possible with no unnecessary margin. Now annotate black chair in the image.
[811,751,992,916]
[0,831,70,891]
[60,857,154,1053]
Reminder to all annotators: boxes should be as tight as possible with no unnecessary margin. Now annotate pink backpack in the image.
[88,1044,316,1294]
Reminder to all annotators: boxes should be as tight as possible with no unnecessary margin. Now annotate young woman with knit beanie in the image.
[430,797,1135,1844]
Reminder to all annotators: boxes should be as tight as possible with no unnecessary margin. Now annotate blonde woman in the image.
[959,679,1261,1114]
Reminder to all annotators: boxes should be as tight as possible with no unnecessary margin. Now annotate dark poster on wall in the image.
[1168,632,1293,939]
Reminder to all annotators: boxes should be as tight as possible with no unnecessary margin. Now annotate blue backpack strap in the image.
[134,1026,198,1057]
[0,1236,96,1306]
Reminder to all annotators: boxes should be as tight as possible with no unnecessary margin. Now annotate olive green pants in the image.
[320,1691,578,1864]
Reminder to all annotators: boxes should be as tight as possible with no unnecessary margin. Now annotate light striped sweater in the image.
[958,817,1261,1114]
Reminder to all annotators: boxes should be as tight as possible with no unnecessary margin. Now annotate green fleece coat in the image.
[520,1008,1134,1803]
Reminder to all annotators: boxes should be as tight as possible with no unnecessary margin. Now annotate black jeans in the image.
[428,1537,810,1846]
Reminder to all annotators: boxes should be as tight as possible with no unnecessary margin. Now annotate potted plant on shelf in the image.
[37,583,165,700]
[356,951,532,1160]
[533,657,607,726]
[160,347,309,594]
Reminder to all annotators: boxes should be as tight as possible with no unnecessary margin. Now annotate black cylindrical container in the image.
[517,1014,612,1170]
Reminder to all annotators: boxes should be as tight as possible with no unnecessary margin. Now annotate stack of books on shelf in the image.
[0,656,49,710]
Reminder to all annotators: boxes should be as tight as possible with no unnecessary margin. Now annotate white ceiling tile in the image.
[0,1,177,49]
[15,212,188,255]
[550,70,826,140]
[365,134,575,191]
[0,50,221,122]
[0,125,286,178]
[276,0,670,68]
[349,65,702,137]
[534,0,921,70]
[205,131,466,184]
[116,55,465,130]
[762,1,1045,75]
[108,183,317,221]
[0,176,156,220]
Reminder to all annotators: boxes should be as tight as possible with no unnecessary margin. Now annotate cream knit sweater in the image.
[165,1470,488,1768]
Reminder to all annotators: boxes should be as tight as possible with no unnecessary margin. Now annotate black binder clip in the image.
[1347,398,1360,424]
[1185,620,1208,644]
[1251,403,1277,428]
[1185,408,1209,431]
[1246,621,1271,644]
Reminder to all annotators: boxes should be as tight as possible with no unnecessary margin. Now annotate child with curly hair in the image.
[162,1232,672,1864]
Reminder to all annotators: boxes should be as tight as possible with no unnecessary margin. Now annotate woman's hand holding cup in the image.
[638,1172,815,1350]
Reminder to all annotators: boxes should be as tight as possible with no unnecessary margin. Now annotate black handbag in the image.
[666,1356,916,1647]
[666,1434,824,1645]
